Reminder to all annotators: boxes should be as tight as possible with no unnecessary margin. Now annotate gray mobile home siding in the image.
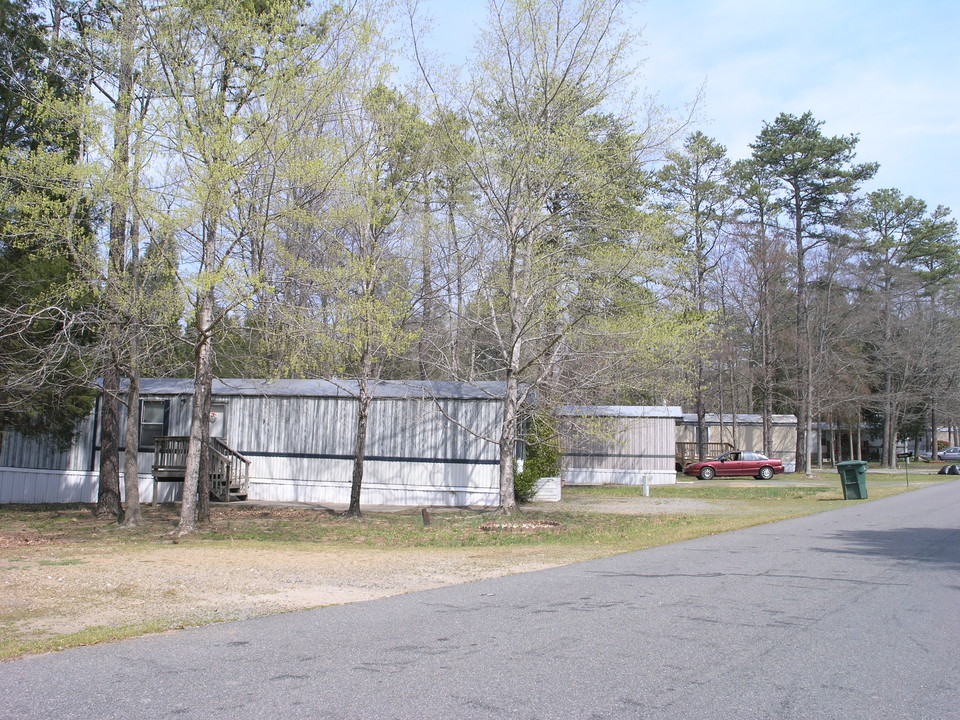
[0,411,97,472]
[560,406,682,486]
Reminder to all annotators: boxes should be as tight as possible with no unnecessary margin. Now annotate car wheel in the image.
[699,466,715,481]
[758,466,774,480]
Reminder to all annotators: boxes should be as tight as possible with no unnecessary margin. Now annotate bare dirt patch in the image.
[2,543,586,638]
[0,531,58,549]
[1,504,608,652]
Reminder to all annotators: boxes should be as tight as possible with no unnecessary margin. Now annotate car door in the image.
[740,452,763,476]
[731,452,761,477]
[717,452,747,477]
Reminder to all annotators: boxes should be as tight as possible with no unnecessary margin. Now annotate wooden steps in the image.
[152,437,250,504]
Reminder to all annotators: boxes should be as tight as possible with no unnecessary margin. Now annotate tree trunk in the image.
[418,186,434,380]
[757,206,775,460]
[804,370,813,477]
[883,390,899,469]
[98,0,139,522]
[178,295,215,535]
[115,0,141,528]
[695,246,708,462]
[446,202,464,379]
[197,381,212,522]
[930,405,937,462]
[759,335,773,453]
[178,54,224,533]
[498,369,520,513]
[694,315,707,460]
[346,386,370,518]
[96,362,122,518]
[793,206,810,476]
[829,419,836,467]
[762,391,773,459]
[882,378,894,468]
[121,368,142,527]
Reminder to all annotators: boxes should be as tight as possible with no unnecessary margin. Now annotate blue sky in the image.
[415,0,959,217]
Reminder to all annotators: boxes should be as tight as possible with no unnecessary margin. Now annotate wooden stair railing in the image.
[208,438,251,502]
[675,441,736,471]
[152,436,251,504]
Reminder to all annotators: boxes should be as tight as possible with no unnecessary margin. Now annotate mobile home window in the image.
[139,400,168,451]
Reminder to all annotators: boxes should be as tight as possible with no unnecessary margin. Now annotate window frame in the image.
[138,399,170,452]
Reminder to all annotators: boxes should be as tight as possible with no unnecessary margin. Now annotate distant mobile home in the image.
[0,379,508,507]
[560,406,683,486]
[676,413,799,472]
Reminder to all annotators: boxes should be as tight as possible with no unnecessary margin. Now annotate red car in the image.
[683,451,785,480]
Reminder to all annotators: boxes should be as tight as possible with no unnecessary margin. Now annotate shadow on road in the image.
[816,527,960,569]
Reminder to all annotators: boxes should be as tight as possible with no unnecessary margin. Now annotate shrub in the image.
[515,414,562,502]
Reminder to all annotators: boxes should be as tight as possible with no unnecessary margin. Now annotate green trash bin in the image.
[836,460,868,499]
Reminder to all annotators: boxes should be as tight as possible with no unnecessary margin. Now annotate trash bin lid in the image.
[836,460,867,468]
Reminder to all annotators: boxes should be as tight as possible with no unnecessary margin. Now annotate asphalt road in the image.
[4,481,959,720]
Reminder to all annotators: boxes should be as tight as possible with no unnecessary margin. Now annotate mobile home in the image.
[0,379,507,507]
[676,413,798,472]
